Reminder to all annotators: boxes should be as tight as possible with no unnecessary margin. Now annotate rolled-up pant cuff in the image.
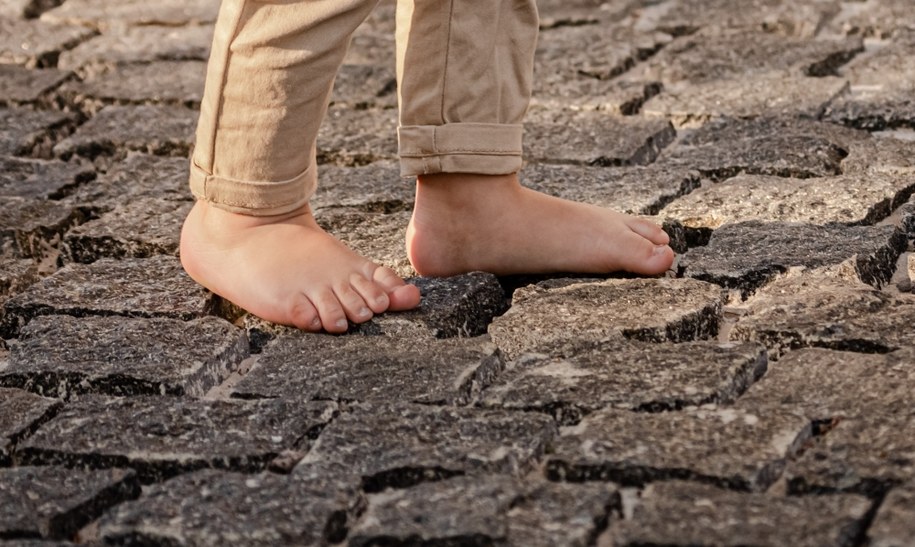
[189,160,316,217]
[398,123,523,177]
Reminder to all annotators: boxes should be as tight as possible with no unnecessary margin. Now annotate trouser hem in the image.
[188,160,316,217]
[398,123,523,176]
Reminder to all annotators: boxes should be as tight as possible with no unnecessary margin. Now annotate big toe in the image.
[615,231,675,275]
[627,217,670,246]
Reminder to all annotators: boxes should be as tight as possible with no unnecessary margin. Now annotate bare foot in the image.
[180,201,420,333]
[406,172,675,277]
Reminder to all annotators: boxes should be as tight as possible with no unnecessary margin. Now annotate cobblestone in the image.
[0,199,91,260]
[868,482,915,547]
[0,65,70,107]
[0,157,93,200]
[57,25,213,73]
[0,19,94,68]
[0,388,60,466]
[0,107,73,157]
[63,60,206,112]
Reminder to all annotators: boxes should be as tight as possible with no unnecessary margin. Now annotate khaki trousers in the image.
[189,0,539,216]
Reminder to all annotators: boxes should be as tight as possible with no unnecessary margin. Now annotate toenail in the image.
[336,319,348,329]
[358,307,371,317]
[653,245,670,256]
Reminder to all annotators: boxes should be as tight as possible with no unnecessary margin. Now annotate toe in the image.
[287,294,322,332]
[627,218,670,246]
[312,289,350,333]
[372,266,421,311]
[334,282,374,324]
[615,231,675,275]
[350,273,390,314]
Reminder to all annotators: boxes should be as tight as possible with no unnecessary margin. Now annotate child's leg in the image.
[180,0,420,333]
[396,0,675,276]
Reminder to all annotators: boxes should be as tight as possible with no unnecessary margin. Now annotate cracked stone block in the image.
[297,403,557,491]
[52,104,196,160]
[66,152,191,203]
[843,136,915,175]
[681,222,906,295]
[661,172,915,229]
[41,0,219,29]
[317,107,398,166]
[3,315,248,399]
[520,163,700,215]
[639,0,840,38]
[488,278,724,359]
[0,466,139,541]
[1,256,217,337]
[531,80,662,116]
[0,388,60,465]
[868,482,915,547]
[525,113,675,166]
[537,0,632,28]
[0,107,73,157]
[0,19,94,68]
[610,480,871,547]
[547,406,812,491]
[330,64,396,109]
[826,0,915,38]
[97,469,362,546]
[787,414,915,496]
[309,161,412,212]
[58,25,213,73]
[316,209,413,277]
[19,396,337,482]
[480,338,766,424]
[62,198,192,263]
[0,66,70,107]
[0,260,39,298]
[66,61,206,113]
[0,157,94,200]
[730,276,915,357]
[507,480,619,547]
[0,198,91,260]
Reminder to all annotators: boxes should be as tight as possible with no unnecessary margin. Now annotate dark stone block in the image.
[4,315,248,399]
[0,65,70,107]
[65,61,206,112]
[0,198,92,260]
[310,161,412,212]
[0,388,60,465]
[0,107,73,158]
[0,157,94,200]
[65,152,191,204]
[316,107,398,166]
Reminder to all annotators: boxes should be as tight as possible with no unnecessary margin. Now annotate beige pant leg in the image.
[395,0,539,176]
[190,0,379,216]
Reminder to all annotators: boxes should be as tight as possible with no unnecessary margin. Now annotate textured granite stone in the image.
[843,136,915,175]
[0,260,39,299]
[298,403,557,491]
[310,161,412,212]
[610,480,871,547]
[316,209,413,277]
[525,113,675,166]
[4,315,248,399]
[826,0,915,38]
[480,338,766,424]
[65,152,191,203]
[531,80,663,116]
[787,414,915,496]
[20,396,337,482]
[507,480,619,547]
[232,334,501,405]
[66,61,206,112]
[316,107,398,166]
[62,198,192,263]
[52,104,196,160]
[0,388,60,465]
[730,276,915,357]
[868,482,915,547]
[1,256,217,337]
[0,65,70,107]
[0,466,139,540]
[489,278,725,359]
[548,406,812,491]
[330,64,396,109]
[640,0,840,38]
[97,469,362,546]
[680,115,869,148]
[0,198,91,260]
[681,222,906,294]
[0,19,94,68]
[0,107,73,158]
[0,157,93,200]
[536,0,631,28]
[41,0,219,29]
[58,25,213,73]
[520,163,700,215]
[661,172,915,229]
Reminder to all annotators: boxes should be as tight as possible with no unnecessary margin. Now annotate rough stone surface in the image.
[330,64,397,109]
[0,107,73,158]
[681,222,907,294]
[232,334,501,406]
[65,61,206,112]
[20,396,337,482]
[97,469,362,546]
[317,107,398,166]
[638,0,840,38]
[0,260,39,300]
[868,482,915,547]
[309,161,413,212]
[0,19,94,68]
[3,315,248,399]
[0,65,70,107]
[480,338,766,424]
[530,79,663,116]
[0,157,93,200]
[826,0,915,39]
[41,0,219,29]
[65,152,192,203]
[842,135,915,175]
[58,25,213,73]
[548,406,812,491]
[610,480,871,547]
[298,403,557,491]
[316,209,412,276]
[489,278,725,359]
[0,466,139,540]
[0,198,91,260]
[0,388,60,465]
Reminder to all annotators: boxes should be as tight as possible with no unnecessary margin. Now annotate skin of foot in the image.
[406,172,675,277]
[180,200,421,334]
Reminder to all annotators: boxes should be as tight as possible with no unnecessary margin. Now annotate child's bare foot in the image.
[180,201,420,333]
[406,172,675,277]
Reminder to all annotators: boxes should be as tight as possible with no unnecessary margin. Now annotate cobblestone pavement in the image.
[2,0,915,545]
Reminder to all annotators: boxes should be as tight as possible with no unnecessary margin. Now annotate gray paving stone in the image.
[3,315,248,399]
[868,482,915,547]
[507,480,619,547]
[480,338,766,424]
[638,0,840,38]
[679,114,870,148]
[681,222,906,295]
[842,136,915,175]
[65,152,191,204]
[0,157,93,200]
[787,414,915,496]
[730,276,915,358]
[1,256,217,338]
[309,161,412,212]
[610,480,871,547]
[316,107,398,166]
[62,198,192,263]
[52,104,196,161]
[525,113,675,166]
[0,198,91,260]
[520,163,700,215]
[827,0,915,39]
[0,107,73,158]
[232,334,501,406]
[58,25,213,73]
[0,66,70,107]
[330,64,396,109]
[0,388,60,466]
[661,172,915,229]
[0,466,139,541]
[41,0,219,29]
[19,396,337,482]
[547,406,812,491]
[297,403,557,491]
[0,260,39,299]
[531,80,663,116]
[0,19,94,68]
[489,278,725,359]
[316,209,413,277]
[97,469,362,546]
[65,61,206,112]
